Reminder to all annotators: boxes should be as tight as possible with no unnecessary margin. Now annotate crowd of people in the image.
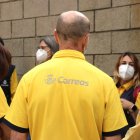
[0,11,140,140]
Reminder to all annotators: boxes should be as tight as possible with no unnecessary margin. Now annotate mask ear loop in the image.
[83,34,89,55]
[46,49,51,52]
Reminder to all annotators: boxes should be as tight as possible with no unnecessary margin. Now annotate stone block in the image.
[1,1,22,21]
[95,6,130,31]
[36,16,58,36]
[81,11,94,32]
[35,59,40,66]
[4,39,23,56]
[50,0,77,15]
[12,57,36,75]
[85,55,94,64]
[0,21,11,39]
[112,0,140,7]
[17,75,22,82]
[12,19,35,38]
[0,0,9,2]
[131,4,140,28]
[24,38,41,56]
[79,0,111,11]
[94,54,120,76]
[112,30,140,53]
[24,0,48,18]
[87,32,111,54]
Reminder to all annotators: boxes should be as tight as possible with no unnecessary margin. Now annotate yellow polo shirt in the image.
[123,111,140,140]
[0,87,8,140]
[117,80,140,109]
[4,50,127,140]
[0,86,8,122]
[10,69,18,101]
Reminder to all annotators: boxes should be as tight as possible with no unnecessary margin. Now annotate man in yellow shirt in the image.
[123,111,140,140]
[4,11,128,140]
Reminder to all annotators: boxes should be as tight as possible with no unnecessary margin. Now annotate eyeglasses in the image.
[37,46,49,50]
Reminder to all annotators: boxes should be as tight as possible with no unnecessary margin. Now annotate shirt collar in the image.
[123,80,135,91]
[52,50,85,61]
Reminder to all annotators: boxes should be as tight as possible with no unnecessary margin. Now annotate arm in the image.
[122,111,140,140]
[0,123,11,140]
[102,82,128,138]
[0,127,2,138]
[130,109,139,122]
[3,77,29,139]
[120,98,138,122]
[104,134,121,140]
[10,130,28,140]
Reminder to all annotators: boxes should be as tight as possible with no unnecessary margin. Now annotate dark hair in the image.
[56,12,90,41]
[40,36,59,55]
[0,43,11,80]
[0,37,4,46]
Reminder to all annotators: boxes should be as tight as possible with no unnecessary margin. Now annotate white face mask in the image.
[119,64,135,80]
[36,49,51,62]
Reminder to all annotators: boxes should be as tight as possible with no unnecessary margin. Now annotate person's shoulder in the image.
[85,61,112,81]
[9,64,15,70]
[23,61,51,81]
[85,62,115,90]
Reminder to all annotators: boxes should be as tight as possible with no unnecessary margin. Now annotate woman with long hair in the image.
[0,43,11,139]
[0,37,18,106]
[114,52,140,138]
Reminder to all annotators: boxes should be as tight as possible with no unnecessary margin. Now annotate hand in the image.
[120,98,134,110]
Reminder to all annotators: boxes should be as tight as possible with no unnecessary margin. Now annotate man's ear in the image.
[54,29,59,43]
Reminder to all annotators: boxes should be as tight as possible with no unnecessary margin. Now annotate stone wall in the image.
[0,0,140,81]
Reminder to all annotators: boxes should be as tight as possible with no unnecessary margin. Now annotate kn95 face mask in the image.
[119,64,135,80]
[36,49,50,62]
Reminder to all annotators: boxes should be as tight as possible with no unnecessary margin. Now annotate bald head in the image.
[56,11,90,41]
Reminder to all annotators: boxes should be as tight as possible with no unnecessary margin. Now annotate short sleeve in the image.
[122,111,140,140]
[135,92,140,109]
[102,83,128,136]
[0,87,9,122]
[3,77,29,133]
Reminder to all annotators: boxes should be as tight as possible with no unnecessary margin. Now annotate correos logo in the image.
[3,80,7,85]
[45,75,89,86]
[58,77,89,86]
[1,80,9,87]
[45,74,56,85]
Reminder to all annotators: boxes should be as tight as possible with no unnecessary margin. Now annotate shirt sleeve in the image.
[10,69,18,101]
[0,87,9,123]
[102,82,128,136]
[3,76,29,133]
[122,111,140,140]
[135,92,140,109]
